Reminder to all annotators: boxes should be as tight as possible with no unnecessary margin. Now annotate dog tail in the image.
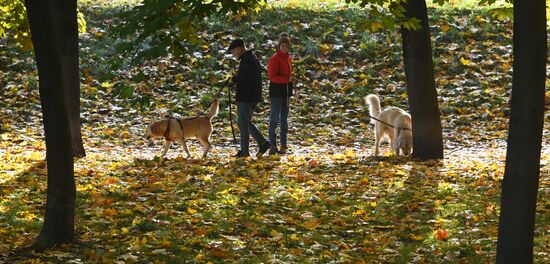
[206,98,219,120]
[207,98,219,120]
[364,94,381,124]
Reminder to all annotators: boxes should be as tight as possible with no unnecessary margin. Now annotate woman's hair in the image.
[278,32,290,49]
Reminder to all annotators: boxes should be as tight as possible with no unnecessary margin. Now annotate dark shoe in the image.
[257,142,271,157]
[233,150,250,158]
[269,148,280,155]
[279,145,288,154]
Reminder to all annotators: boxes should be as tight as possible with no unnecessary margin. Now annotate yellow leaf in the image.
[195,253,207,261]
[187,207,197,214]
[441,24,450,33]
[369,21,384,32]
[352,209,365,215]
[24,212,36,221]
[319,44,332,54]
[501,62,511,71]
[103,208,118,217]
[460,57,470,66]
[160,239,171,248]
[303,218,320,230]
[345,149,356,158]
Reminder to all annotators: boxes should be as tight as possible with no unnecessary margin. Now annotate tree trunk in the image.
[25,0,76,251]
[400,0,444,160]
[496,0,546,262]
[52,0,85,158]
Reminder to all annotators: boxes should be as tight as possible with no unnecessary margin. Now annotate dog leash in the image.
[198,78,231,116]
[203,77,237,144]
[368,114,413,131]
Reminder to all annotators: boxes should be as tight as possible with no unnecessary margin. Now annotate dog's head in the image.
[397,129,413,155]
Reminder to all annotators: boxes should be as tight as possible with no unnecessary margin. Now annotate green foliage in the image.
[488,7,513,19]
[0,0,87,51]
[113,0,266,65]
[0,0,31,50]
[2,3,550,261]
[301,38,320,57]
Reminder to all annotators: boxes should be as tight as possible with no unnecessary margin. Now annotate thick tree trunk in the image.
[25,0,76,251]
[52,0,85,158]
[400,0,444,160]
[496,0,546,262]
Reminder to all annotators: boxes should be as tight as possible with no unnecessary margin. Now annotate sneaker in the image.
[279,146,288,154]
[233,150,250,158]
[257,141,271,157]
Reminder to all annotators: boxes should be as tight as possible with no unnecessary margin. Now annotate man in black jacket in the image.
[227,39,271,158]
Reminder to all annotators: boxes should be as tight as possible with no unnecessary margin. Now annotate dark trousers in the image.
[237,102,267,155]
[268,96,289,151]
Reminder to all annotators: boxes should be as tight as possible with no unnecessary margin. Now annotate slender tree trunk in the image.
[496,0,546,262]
[25,0,76,251]
[400,0,444,160]
[52,0,85,158]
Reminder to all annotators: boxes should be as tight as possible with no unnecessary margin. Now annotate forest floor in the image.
[1,0,549,263]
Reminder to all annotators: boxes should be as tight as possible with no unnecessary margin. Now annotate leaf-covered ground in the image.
[1,0,550,263]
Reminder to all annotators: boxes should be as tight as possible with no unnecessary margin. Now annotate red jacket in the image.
[268,50,292,84]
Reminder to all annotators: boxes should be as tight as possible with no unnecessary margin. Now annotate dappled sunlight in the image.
[1,0,549,262]
[1,125,549,261]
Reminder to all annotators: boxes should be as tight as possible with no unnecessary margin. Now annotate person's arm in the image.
[268,57,289,83]
[288,57,293,82]
[235,56,256,87]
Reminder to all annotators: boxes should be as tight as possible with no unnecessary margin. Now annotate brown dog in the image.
[144,99,219,158]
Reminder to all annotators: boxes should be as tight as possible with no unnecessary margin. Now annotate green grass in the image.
[0,0,548,263]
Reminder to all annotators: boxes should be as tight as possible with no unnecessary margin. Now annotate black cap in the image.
[226,39,244,54]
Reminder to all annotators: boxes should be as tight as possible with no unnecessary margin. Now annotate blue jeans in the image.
[237,102,267,155]
[268,96,289,151]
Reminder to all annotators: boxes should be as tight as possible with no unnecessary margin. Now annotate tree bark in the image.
[52,0,85,158]
[25,0,76,251]
[496,0,546,262]
[400,0,444,160]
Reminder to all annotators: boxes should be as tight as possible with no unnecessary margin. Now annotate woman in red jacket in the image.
[267,33,293,155]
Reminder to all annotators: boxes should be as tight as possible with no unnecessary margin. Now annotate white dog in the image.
[364,94,413,156]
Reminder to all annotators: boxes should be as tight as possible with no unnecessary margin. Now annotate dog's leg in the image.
[161,140,172,157]
[198,138,212,159]
[374,128,381,156]
[392,130,400,156]
[180,139,192,159]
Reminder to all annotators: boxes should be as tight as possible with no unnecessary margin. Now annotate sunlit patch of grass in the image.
[268,0,358,10]
[1,0,549,262]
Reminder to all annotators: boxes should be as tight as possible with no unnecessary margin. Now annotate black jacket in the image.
[234,50,262,103]
[269,82,294,97]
